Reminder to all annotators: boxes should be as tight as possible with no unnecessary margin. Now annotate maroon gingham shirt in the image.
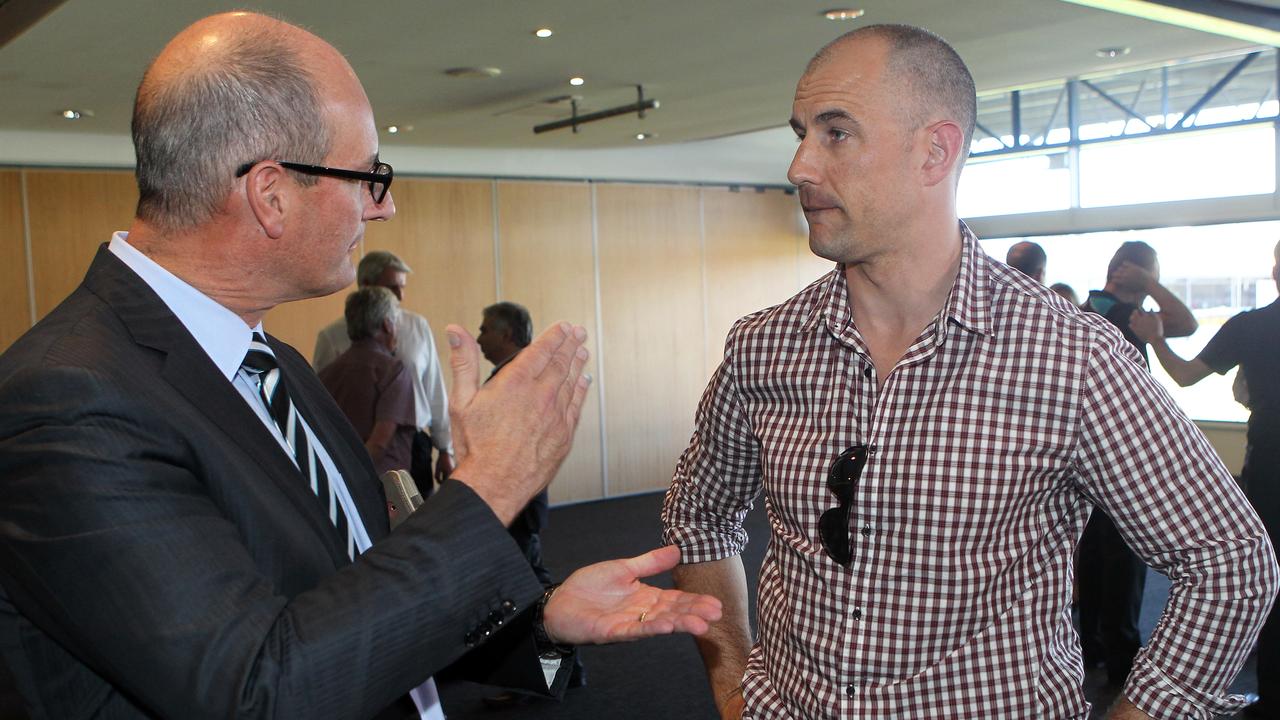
[662,225,1278,719]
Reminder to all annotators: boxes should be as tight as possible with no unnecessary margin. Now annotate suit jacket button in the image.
[501,599,516,613]
[464,630,480,646]
[489,610,505,626]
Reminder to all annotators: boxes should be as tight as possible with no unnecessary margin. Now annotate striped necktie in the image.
[241,333,356,560]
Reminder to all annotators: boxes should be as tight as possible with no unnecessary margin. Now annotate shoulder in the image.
[725,270,833,351]
[317,317,346,339]
[984,256,1137,363]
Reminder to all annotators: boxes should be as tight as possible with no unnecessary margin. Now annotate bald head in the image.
[807,25,976,162]
[1006,241,1047,283]
[133,12,350,231]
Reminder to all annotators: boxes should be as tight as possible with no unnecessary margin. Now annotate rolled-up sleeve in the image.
[661,326,763,564]
[1072,329,1279,719]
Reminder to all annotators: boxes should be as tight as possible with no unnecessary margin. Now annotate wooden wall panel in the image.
[596,184,705,496]
[26,170,137,319]
[496,181,602,504]
[702,187,811,379]
[0,172,31,352]
[364,178,496,394]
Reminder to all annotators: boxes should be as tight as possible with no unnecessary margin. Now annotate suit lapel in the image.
[270,338,391,543]
[83,247,351,565]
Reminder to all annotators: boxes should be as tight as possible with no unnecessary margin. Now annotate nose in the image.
[787,138,817,188]
[367,189,396,222]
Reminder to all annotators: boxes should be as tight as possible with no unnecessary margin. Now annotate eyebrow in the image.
[790,109,862,135]
[815,109,860,130]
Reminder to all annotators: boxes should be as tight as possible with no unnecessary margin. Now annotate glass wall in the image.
[980,223,1279,423]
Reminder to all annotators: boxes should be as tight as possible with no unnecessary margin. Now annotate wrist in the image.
[533,584,573,657]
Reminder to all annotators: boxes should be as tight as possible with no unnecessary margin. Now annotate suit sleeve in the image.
[0,362,545,720]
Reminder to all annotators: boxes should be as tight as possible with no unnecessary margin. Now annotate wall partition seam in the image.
[491,179,502,299]
[20,170,36,327]
[698,188,710,382]
[590,182,610,499]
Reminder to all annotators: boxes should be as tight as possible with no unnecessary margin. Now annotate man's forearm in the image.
[1148,284,1197,337]
[672,556,753,715]
[1149,340,1212,387]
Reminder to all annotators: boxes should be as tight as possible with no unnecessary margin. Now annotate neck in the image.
[843,218,963,336]
[126,218,275,327]
[492,347,520,368]
[1103,282,1144,305]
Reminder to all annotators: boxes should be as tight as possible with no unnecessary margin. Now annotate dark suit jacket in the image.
[0,247,557,719]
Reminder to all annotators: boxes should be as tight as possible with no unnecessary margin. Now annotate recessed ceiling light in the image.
[569,76,585,86]
[386,125,399,134]
[1095,46,1131,58]
[823,8,865,21]
[534,28,553,38]
[444,66,502,79]
[635,132,656,141]
[60,109,82,120]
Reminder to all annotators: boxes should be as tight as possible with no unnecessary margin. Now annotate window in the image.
[957,151,1071,218]
[1078,124,1275,207]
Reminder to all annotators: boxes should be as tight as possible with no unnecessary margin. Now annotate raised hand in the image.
[1111,261,1157,295]
[446,321,590,524]
[543,545,724,644]
[1128,309,1164,344]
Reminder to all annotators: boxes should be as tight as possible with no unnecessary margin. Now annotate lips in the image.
[799,192,840,213]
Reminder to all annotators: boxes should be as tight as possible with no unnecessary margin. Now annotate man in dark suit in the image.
[0,12,719,720]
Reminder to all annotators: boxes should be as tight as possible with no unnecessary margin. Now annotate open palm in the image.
[544,545,723,645]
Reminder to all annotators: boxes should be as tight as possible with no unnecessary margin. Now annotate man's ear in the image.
[921,120,964,188]
[243,164,289,239]
[382,317,396,337]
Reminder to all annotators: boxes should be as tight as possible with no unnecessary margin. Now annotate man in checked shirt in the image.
[662,23,1279,720]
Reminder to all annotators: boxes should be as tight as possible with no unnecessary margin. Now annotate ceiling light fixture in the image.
[635,133,655,140]
[444,66,503,79]
[1060,0,1280,47]
[534,28,553,38]
[60,109,82,120]
[823,8,865,21]
[534,85,659,135]
[569,76,585,86]
[386,125,399,134]
[1095,46,1131,58]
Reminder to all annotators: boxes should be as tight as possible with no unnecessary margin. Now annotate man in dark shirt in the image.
[1131,240,1280,718]
[477,302,587,705]
[479,302,551,586]
[1079,240,1198,685]
[319,287,417,476]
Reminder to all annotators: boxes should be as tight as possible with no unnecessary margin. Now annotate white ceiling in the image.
[0,0,1265,152]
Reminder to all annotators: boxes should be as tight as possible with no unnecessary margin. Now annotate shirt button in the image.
[852,608,862,620]
[861,525,872,537]
[846,683,856,698]
[862,366,872,379]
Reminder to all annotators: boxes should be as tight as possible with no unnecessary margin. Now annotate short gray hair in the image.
[132,21,331,231]
[345,286,401,342]
[809,24,976,157]
[357,250,413,286]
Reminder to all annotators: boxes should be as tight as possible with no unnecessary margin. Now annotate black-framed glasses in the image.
[235,160,393,204]
[819,444,869,567]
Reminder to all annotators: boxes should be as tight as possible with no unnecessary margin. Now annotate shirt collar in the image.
[108,232,261,381]
[800,221,993,341]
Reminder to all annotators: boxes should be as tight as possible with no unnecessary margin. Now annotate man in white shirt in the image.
[315,251,454,489]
